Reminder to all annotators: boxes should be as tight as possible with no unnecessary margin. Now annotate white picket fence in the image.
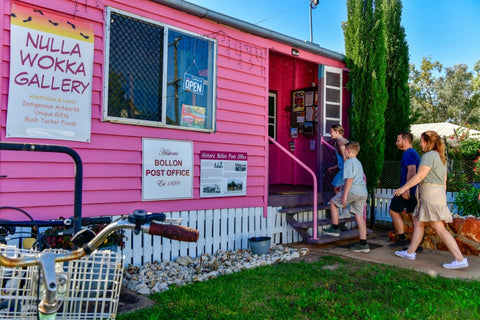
[373,188,458,222]
[121,206,333,266]
[3,189,459,266]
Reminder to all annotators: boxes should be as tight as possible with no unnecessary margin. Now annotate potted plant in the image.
[43,223,126,250]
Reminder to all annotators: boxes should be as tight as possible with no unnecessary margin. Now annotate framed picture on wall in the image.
[292,90,305,112]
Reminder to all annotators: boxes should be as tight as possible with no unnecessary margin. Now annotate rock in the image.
[123,244,306,296]
[176,256,194,267]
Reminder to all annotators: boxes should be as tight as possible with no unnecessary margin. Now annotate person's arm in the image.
[394,165,431,197]
[338,141,347,162]
[478,190,480,201]
[342,178,353,205]
[401,164,416,199]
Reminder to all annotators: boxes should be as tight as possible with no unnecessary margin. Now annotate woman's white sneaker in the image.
[394,250,416,260]
[443,258,469,269]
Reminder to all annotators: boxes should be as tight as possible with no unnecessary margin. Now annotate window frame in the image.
[322,66,342,137]
[103,7,217,132]
[268,91,277,140]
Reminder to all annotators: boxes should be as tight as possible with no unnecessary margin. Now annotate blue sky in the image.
[189,0,480,71]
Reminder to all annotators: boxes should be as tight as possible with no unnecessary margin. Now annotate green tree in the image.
[343,0,388,192]
[438,64,478,126]
[409,58,480,127]
[409,57,443,123]
[383,0,410,161]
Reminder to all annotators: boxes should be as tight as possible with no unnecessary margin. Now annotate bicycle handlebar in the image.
[0,209,199,317]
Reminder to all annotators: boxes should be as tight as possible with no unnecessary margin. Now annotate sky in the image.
[189,0,480,71]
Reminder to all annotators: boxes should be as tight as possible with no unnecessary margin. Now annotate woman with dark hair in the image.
[393,130,468,269]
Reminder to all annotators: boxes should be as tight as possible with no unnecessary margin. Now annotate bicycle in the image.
[0,209,199,320]
[0,206,114,251]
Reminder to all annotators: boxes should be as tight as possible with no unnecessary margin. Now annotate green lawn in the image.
[117,255,480,319]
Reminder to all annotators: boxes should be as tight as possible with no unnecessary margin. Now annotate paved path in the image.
[295,230,480,280]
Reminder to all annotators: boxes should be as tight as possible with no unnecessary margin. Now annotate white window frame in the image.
[268,91,277,140]
[322,66,342,137]
[103,7,217,132]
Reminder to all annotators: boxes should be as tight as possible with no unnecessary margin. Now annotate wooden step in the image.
[290,217,356,229]
[305,229,373,244]
[279,204,330,214]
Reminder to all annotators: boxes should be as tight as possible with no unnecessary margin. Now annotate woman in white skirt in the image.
[393,130,468,269]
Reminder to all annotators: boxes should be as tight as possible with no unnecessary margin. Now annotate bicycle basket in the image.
[0,244,123,320]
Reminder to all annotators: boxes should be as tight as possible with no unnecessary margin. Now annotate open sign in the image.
[183,73,204,95]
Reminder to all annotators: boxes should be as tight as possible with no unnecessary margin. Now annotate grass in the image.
[117,255,480,320]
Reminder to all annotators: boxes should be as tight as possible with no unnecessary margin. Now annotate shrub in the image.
[454,186,480,217]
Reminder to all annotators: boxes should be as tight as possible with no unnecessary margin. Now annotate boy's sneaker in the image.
[443,258,469,270]
[350,243,370,253]
[323,227,340,237]
[388,238,408,248]
[394,250,416,260]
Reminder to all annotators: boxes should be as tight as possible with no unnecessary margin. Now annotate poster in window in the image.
[305,91,314,107]
[181,104,205,128]
[292,91,305,112]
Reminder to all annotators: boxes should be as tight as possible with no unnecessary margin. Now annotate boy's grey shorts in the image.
[330,191,367,216]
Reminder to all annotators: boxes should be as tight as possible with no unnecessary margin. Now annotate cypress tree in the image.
[383,0,410,161]
[343,0,388,192]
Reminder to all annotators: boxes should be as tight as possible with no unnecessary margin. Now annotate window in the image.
[268,91,277,140]
[104,8,217,131]
[322,66,342,136]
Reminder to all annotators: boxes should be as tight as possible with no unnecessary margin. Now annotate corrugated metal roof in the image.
[411,123,480,139]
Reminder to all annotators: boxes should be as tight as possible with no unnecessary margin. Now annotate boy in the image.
[323,142,369,253]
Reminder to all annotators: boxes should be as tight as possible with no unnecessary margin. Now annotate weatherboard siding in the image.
[0,0,268,220]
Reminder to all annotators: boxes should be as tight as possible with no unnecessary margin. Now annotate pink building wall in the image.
[0,0,270,220]
[0,0,348,221]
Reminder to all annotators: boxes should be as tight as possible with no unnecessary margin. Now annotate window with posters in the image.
[104,8,217,132]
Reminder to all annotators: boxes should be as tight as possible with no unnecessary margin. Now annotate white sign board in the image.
[6,3,93,142]
[142,138,193,200]
[200,150,247,198]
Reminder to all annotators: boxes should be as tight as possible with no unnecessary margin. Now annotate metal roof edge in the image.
[151,0,345,62]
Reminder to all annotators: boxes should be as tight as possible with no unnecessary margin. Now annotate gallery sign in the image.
[200,151,247,198]
[142,138,193,200]
[6,3,94,142]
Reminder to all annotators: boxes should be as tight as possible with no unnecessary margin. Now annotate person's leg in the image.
[324,193,342,237]
[330,195,340,225]
[389,209,404,234]
[395,215,424,260]
[355,213,367,240]
[429,221,465,262]
[406,216,424,254]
